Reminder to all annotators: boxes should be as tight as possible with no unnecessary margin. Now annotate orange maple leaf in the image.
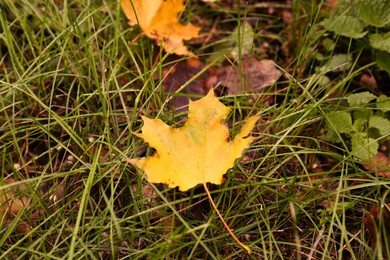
[128,89,259,191]
[121,0,201,56]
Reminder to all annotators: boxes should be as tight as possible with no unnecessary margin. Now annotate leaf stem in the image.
[203,183,252,255]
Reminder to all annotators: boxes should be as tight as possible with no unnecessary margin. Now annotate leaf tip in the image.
[238,115,259,139]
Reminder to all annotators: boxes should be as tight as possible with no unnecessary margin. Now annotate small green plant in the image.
[325,91,390,160]
[321,0,390,74]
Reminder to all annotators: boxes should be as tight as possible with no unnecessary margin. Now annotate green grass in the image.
[1,0,390,258]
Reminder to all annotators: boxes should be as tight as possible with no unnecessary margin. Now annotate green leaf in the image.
[325,129,341,143]
[322,38,336,51]
[377,95,390,112]
[319,54,353,73]
[317,75,330,87]
[369,115,390,136]
[327,111,353,133]
[230,22,255,59]
[353,109,374,122]
[351,133,378,160]
[207,22,254,62]
[347,92,377,107]
[321,15,367,39]
[360,0,390,28]
[370,33,390,52]
[353,118,366,133]
[376,51,390,74]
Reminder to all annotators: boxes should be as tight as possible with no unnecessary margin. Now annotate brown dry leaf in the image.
[121,0,201,56]
[220,59,281,95]
[360,73,377,89]
[127,89,258,191]
[1,178,32,217]
[325,0,339,12]
[160,58,219,111]
[1,177,65,232]
[363,152,390,178]
[364,203,390,252]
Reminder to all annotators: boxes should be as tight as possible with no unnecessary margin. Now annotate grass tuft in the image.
[0,0,388,258]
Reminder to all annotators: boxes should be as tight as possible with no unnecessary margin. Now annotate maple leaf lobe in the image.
[130,89,259,191]
[121,0,200,56]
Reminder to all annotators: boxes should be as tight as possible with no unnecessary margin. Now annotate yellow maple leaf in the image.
[121,0,201,56]
[128,89,259,191]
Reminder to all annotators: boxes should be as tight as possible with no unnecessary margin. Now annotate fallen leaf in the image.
[220,59,281,95]
[207,22,255,62]
[364,203,390,252]
[121,0,201,56]
[363,152,390,178]
[1,177,65,232]
[160,58,219,111]
[1,177,32,217]
[128,89,258,191]
[360,73,378,89]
